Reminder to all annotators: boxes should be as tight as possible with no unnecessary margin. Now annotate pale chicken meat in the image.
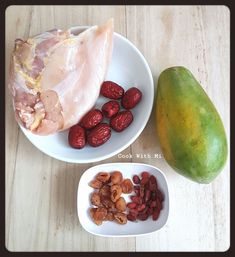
[9,19,114,135]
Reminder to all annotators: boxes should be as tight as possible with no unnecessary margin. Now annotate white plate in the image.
[77,163,169,237]
[20,26,154,163]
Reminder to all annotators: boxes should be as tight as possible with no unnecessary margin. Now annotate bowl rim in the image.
[77,162,170,237]
[19,27,154,163]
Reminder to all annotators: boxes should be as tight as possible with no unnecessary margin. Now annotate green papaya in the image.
[156,66,227,183]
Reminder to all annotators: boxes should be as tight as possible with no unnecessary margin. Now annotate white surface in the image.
[20,27,154,163]
[77,163,169,237]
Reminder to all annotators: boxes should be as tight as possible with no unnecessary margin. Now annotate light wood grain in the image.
[5,5,230,251]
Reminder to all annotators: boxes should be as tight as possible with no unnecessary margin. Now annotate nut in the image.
[96,172,110,183]
[114,212,127,224]
[110,184,122,202]
[115,197,126,212]
[110,171,123,185]
[90,192,102,207]
[89,179,103,189]
[121,179,133,194]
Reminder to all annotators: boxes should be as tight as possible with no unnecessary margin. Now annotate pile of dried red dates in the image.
[68,81,142,148]
[89,171,133,225]
[127,171,164,222]
[88,170,164,226]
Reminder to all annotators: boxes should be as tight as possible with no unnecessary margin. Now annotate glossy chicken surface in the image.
[9,19,114,135]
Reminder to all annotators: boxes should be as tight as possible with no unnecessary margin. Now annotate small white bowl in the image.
[77,163,169,237]
[19,26,154,163]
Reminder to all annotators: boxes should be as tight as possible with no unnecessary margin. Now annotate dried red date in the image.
[87,123,111,147]
[141,171,150,179]
[100,81,124,99]
[133,175,140,184]
[157,189,164,201]
[102,100,120,118]
[127,213,137,221]
[152,208,160,221]
[80,109,103,129]
[121,87,142,109]
[140,177,149,186]
[127,202,137,209]
[110,110,133,132]
[144,189,151,203]
[138,213,148,221]
[68,124,86,149]
[130,195,142,205]
[137,204,146,212]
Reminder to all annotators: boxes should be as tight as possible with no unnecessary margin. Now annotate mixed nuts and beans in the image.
[88,170,164,225]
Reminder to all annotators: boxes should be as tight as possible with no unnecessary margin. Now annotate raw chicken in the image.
[9,19,114,135]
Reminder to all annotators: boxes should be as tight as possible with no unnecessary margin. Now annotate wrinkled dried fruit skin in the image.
[110,184,122,202]
[130,195,142,205]
[90,192,102,207]
[110,110,133,132]
[140,177,149,186]
[99,185,111,198]
[80,109,103,129]
[89,208,102,225]
[140,186,145,198]
[144,189,151,203]
[105,212,114,221]
[102,100,120,118]
[127,213,136,221]
[152,208,160,220]
[127,202,137,209]
[133,175,140,184]
[87,123,111,147]
[157,189,164,201]
[93,207,108,222]
[115,197,126,212]
[96,172,110,183]
[138,213,148,221]
[121,87,142,109]
[129,208,138,217]
[114,212,127,224]
[111,171,123,185]
[89,179,103,189]
[100,81,124,99]
[102,198,115,210]
[141,171,150,179]
[137,203,146,212]
[127,172,164,222]
[68,124,86,149]
[121,179,134,194]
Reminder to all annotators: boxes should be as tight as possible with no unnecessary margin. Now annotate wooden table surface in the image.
[5,5,230,251]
